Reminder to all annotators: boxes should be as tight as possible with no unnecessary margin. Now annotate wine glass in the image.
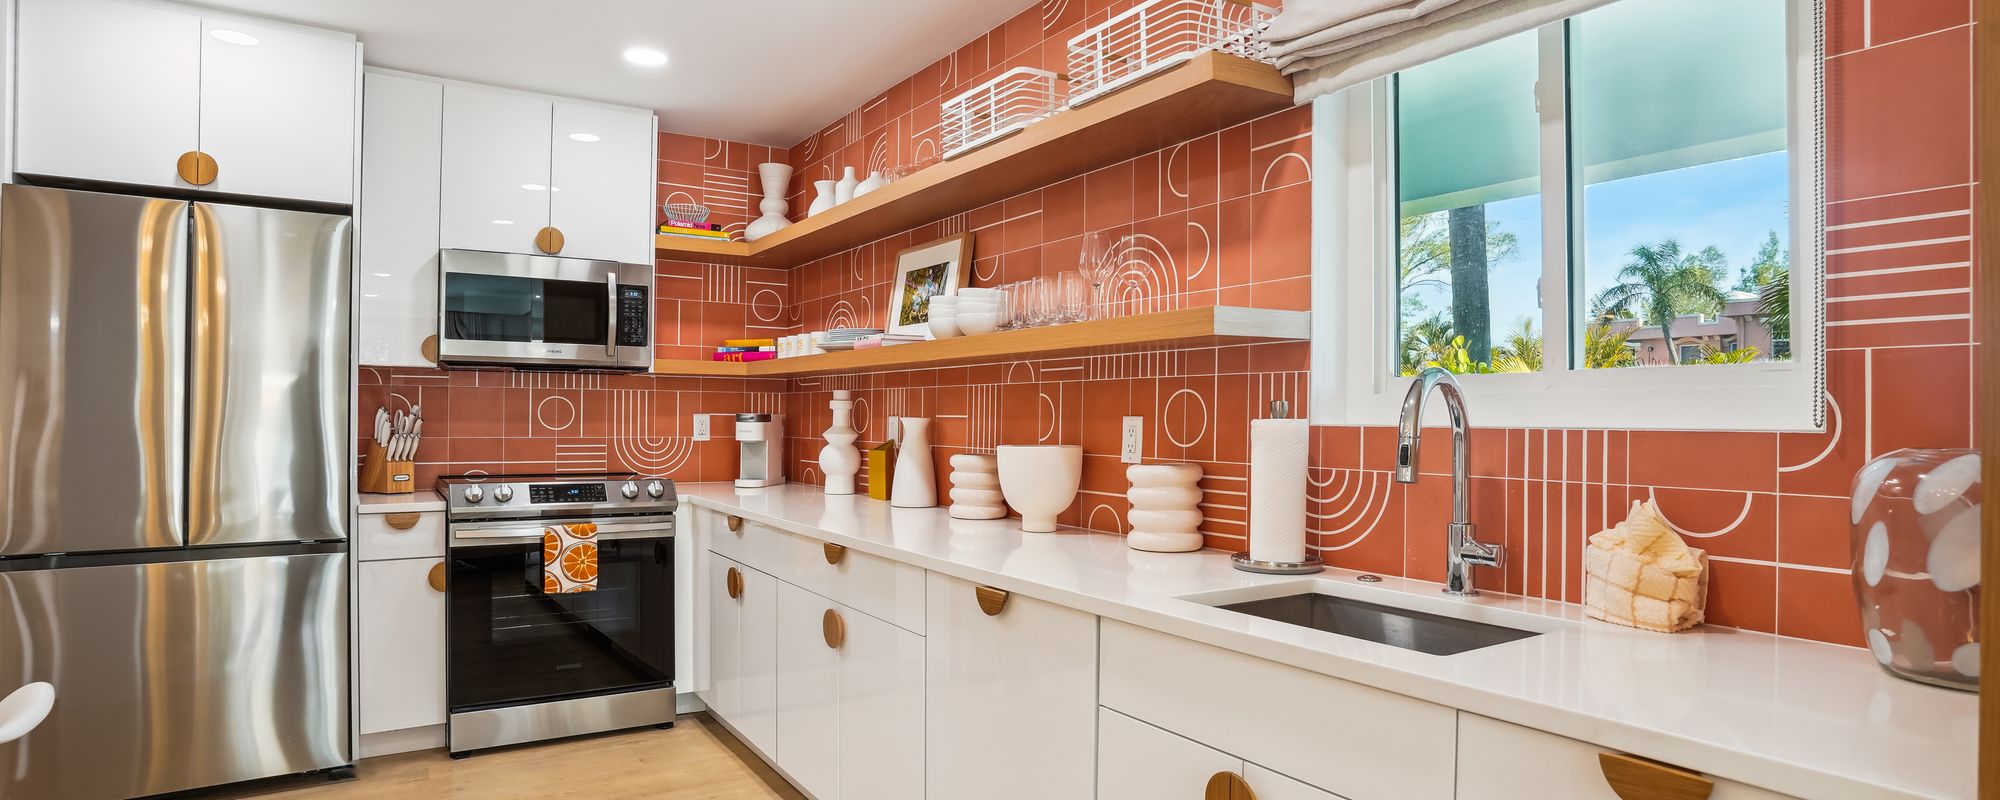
[1077,231,1118,319]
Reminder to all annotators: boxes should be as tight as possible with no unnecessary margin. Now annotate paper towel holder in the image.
[1234,398,1324,575]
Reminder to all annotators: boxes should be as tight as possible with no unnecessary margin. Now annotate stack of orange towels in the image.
[1583,500,1708,632]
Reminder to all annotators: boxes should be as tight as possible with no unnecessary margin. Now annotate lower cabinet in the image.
[1455,713,1797,800]
[358,557,446,735]
[1098,708,1340,800]
[836,607,924,800]
[775,582,841,799]
[707,554,777,757]
[925,572,1098,800]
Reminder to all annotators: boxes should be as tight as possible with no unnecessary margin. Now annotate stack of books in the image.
[713,338,777,362]
[659,219,732,241]
[855,332,927,349]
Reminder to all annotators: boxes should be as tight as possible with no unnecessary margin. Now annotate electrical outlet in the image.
[886,416,901,443]
[1121,416,1143,464]
[692,414,711,441]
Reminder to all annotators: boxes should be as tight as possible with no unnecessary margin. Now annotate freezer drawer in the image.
[0,553,349,799]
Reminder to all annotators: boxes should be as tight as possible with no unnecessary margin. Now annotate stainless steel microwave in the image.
[437,249,652,370]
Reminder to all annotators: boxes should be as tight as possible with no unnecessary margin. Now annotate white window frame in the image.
[1309,0,1825,432]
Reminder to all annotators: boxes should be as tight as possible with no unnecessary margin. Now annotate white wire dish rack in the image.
[1066,0,1276,108]
[940,67,1070,160]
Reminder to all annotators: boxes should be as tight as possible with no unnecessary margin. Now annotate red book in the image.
[712,351,778,362]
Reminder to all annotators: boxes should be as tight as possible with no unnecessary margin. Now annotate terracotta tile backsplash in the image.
[358,0,1979,648]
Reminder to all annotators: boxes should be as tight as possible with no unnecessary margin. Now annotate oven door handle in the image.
[450,519,675,541]
[605,272,619,357]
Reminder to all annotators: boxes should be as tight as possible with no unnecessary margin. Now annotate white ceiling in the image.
[184,0,1035,146]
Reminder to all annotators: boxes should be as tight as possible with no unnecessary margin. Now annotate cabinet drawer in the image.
[780,531,925,635]
[358,510,444,561]
[705,511,786,574]
[1098,707,1241,800]
[1456,713,1795,800]
[1100,620,1456,800]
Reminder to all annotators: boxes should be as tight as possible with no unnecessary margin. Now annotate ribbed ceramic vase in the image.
[1850,448,1982,691]
[745,162,793,242]
[1125,463,1203,552]
[948,453,1005,519]
[889,417,936,508]
[820,390,860,495]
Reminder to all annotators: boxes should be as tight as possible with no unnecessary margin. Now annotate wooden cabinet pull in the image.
[176,151,218,185]
[975,585,1009,616]
[823,542,846,565]
[419,334,440,365]
[725,567,743,599]
[726,515,744,533]
[822,608,844,649]
[1598,753,1714,800]
[1204,771,1255,800]
[383,512,423,531]
[426,562,446,593]
[535,226,565,254]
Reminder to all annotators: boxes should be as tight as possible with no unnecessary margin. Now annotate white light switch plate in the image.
[692,414,711,441]
[886,416,901,443]
[1121,416,1143,463]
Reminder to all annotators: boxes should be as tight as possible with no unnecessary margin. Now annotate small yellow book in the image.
[722,338,776,348]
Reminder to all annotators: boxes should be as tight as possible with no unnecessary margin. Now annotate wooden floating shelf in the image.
[652,306,1310,378]
[655,52,1293,267]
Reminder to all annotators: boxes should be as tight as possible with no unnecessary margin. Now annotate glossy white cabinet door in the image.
[357,558,445,735]
[198,16,355,204]
[15,0,200,188]
[838,609,924,800]
[926,572,1098,800]
[357,72,443,367]
[1244,765,1344,800]
[1456,713,1796,800]
[775,582,839,800]
[549,102,655,264]
[736,564,780,757]
[1098,707,1242,800]
[440,84,552,255]
[706,555,744,722]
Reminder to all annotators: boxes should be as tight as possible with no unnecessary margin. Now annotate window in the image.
[1312,0,1823,431]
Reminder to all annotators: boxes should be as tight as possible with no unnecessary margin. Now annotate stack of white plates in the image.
[819,327,883,351]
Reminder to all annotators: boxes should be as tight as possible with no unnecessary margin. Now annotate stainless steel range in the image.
[439,474,677,756]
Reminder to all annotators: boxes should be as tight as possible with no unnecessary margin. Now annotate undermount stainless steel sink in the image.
[1213,590,1544,656]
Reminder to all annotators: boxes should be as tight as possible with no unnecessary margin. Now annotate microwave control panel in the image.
[617,284,649,347]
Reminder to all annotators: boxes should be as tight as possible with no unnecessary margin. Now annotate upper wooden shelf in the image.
[655,52,1293,267]
[652,306,1310,378]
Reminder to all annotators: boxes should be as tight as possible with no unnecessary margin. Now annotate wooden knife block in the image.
[359,440,415,494]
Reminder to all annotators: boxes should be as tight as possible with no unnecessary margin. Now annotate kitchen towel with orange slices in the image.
[541,522,599,593]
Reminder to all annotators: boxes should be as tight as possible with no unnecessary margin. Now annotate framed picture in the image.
[886,233,974,337]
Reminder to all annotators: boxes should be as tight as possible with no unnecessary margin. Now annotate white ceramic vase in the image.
[820,390,860,495]
[834,167,859,205]
[1125,463,1204,552]
[890,417,936,508]
[746,162,794,242]
[855,169,887,197]
[808,180,837,216]
[948,453,1006,519]
[996,445,1082,533]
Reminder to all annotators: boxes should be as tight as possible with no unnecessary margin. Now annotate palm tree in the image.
[1399,314,1457,375]
[1583,316,1639,369]
[1591,239,1729,365]
[1491,316,1541,373]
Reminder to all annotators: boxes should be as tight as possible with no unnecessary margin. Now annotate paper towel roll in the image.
[1248,418,1309,564]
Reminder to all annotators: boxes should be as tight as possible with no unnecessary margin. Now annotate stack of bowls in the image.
[927,295,962,339]
[956,287,1003,335]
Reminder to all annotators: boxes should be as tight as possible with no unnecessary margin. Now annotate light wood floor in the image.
[217,714,804,800]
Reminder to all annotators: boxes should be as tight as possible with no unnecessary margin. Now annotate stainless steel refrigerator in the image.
[0,184,351,799]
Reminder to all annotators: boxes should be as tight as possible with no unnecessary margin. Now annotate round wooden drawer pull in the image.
[822,609,844,649]
[1204,771,1255,800]
[823,543,846,565]
[726,515,744,533]
[426,562,446,593]
[974,585,1009,616]
[535,226,564,254]
[176,151,218,186]
[1598,753,1713,800]
[726,567,743,599]
[420,334,440,365]
[383,512,423,531]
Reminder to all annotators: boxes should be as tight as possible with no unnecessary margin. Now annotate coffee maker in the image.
[734,413,786,488]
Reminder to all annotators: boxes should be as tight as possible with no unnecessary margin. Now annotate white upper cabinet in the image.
[196,16,357,204]
[440,84,552,256]
[14,0,355,203]
[550,102,655,264]
[357,72,443,367]
[16,0,201,189]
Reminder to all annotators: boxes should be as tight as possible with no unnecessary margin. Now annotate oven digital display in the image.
[529,483,608,504]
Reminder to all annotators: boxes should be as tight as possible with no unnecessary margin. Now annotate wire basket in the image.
[940,67,1069,160]
[1066,0,1276,108]
[662,202,711,223]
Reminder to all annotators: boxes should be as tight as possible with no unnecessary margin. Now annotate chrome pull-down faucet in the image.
[1394,367,1503,596]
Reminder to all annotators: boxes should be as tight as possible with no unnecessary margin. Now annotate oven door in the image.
[436,249,652,370]
[445,516,674,713]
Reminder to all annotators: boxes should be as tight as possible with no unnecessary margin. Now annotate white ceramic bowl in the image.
[957,311,999,335]
[928,315,962,339]
[959,287,1003,299]
[996,445,1082,532]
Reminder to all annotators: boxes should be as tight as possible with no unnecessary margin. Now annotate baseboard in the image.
[360,724,446,759]
[678,691,709,715]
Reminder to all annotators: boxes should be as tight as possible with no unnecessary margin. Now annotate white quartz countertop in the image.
[677,482,1976,800]
[357,492,446,514]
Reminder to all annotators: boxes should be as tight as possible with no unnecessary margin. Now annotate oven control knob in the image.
[492,485,514,503]
[462,485,484,504]
[646,480,665,498]
[621,480,640,499]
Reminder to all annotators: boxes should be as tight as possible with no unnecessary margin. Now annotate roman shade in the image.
[1257,0,1616,103]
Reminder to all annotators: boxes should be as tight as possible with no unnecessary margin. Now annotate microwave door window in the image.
[444,274,607,345]
[540,280,609,345]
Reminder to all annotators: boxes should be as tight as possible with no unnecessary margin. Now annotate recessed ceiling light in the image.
[492,219,515,225]
[209,29,258,46]
[622,47,668,67]
[568,133,600,143]
[522,183,547,191]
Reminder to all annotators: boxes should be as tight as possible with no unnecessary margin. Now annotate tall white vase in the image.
[1125,463,1204,552]
[855,170,887,197]
[746,162,794,242]
[808,180,837,216]
[889,417,936,508]
[834,167,859,205]
[948,453,1005,519]
[820,390,860,495]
